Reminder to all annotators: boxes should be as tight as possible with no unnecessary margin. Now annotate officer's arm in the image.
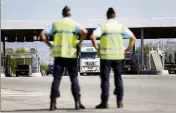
[40,31,53,48]
[90,34,99,51]
[90,26,102,51]
[40,24,54,48]
[124,27,136,53]
[79,28,88,45]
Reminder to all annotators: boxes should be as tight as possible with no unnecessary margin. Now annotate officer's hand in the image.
[95,47,100,52]
[124,49,130,54]
[98,48,100,53]
[124,50,127,54]
[50,45,54,49]
[77,43,81,48]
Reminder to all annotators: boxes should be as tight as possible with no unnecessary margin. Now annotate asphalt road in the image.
[1,74,176,113]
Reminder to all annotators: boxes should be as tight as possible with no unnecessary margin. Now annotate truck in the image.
[79,47,100,75]
[164,52,176,74]
[16,64,32,77]
[5,53,41,77]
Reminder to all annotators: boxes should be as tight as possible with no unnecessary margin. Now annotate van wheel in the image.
[169,70,175,74]
[16,74,19,77]
[80,73,84,76]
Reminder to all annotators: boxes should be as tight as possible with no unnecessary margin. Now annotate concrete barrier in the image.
[1,73,5,78]
[159,70,169,75]
[29,73,43,77]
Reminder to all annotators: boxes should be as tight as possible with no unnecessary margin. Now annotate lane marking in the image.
[2,93,49,97]
[2,90,49,97]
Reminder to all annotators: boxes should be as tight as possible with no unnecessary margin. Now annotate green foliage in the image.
[40,63,47,73]
[15,48,29,53]
[136,44,156,55]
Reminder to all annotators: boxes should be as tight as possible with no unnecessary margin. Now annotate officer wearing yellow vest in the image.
[40,6,88,110]
[90,7,136,109]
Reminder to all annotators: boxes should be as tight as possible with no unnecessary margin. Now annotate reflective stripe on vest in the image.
[102,32,122,36]
[100,20,125,60]
[51,20,78,58]
[52,51,77,57]
[54,30,77,36]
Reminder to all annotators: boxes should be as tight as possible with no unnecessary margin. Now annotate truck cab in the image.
[79,47,100,75]
[16,64,32,77]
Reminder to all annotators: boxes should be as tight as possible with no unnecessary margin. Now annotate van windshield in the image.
[81,52,98,59]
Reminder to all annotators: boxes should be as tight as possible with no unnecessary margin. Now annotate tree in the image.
[40,63,48,76]
[136,43,156,55]
[15,48,29,53]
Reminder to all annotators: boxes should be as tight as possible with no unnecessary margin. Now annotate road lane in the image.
[1,75,176,113]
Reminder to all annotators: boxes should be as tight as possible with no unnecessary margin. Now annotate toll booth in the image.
[1,19,176,75]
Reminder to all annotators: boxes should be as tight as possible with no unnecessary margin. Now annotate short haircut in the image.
[106,7,116,19]
[62,6,71,17]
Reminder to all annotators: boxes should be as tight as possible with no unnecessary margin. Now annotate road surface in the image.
[1,75,176,113]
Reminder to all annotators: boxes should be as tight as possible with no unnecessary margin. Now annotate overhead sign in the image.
[6,48,13,54]
[30,48,37,53]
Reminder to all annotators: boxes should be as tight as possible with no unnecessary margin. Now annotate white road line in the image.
[2,93,49,97]
[2,90,49,97]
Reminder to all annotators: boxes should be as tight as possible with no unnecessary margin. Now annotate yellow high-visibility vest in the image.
[51,19,79,58]
[100,20,125,60]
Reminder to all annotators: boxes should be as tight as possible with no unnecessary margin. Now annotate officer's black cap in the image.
[62,6,71,14]
[107,7,115,15]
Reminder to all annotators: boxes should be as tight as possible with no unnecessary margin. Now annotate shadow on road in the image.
[1,108,94,112]
[1,109,49,112]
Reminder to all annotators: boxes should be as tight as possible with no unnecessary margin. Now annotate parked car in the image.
[46,64,69,76]
[16,64,31,77]
[46,64,54,75]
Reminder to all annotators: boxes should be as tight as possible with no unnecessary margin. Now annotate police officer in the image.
[90,7,136,109]
[40,6,88,110]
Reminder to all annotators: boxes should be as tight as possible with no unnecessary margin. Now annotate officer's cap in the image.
[62,6,71,14]
[107,7,115,15]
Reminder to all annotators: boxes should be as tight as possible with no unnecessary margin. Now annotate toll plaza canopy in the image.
[1,17,176,42]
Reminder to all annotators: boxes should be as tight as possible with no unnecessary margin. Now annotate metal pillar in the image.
[0,36,2,75]
[3,38,5,72]
[141,29,144,71]
[162,38,164,69]
[0,0,2,75]
[3,39,5,57]
[0,36,6,74]
[133,43,136,54]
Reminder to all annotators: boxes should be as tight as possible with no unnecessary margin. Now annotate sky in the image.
[1,0,176,20]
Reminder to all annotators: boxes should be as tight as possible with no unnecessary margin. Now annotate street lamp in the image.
[0,0,5,77]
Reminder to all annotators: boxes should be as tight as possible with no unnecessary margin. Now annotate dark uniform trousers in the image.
[50,57,80,101]
[100,60,124,102]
